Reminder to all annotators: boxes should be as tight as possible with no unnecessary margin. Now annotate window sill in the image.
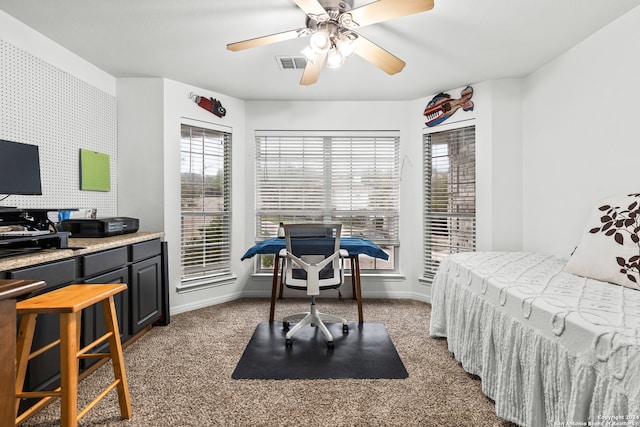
[176,275,237,293]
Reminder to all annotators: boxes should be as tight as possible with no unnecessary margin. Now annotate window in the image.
[255,131,399,272]
[423,125,476,280]
[180,123,231,288]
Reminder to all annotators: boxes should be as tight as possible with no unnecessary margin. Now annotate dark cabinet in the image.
[81,266,130,369]
[130,254,162,335]
[80,246,132,369]
[130,238,161,263]
[82,247,128,277]
[9,258,77,287]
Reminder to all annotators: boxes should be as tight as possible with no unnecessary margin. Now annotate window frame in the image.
[423,121,476,281]
[179,120,233,290]
[254,130,400,274]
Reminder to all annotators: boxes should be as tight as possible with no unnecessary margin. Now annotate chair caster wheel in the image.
[283,321,290,330]
[342,324,349,334]
[327,341,334,349]
[285,338,292,348]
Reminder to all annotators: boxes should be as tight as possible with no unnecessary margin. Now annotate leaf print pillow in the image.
[565,193,640,290]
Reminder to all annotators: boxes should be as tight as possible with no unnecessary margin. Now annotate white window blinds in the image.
[255,131,400,247]
[180,124,231,285]
[423,125,476,280]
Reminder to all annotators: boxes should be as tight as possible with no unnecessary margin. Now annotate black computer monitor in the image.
[0,139,43,195]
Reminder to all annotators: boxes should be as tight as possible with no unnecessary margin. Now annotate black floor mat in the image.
[232,322,408,380]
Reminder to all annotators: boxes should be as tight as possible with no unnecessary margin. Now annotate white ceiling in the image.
[1,0,639,101]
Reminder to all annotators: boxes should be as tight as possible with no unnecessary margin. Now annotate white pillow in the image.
[565,193,640,290]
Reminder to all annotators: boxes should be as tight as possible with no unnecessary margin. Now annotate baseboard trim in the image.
[171,289,431,315]
[170,291,244,316]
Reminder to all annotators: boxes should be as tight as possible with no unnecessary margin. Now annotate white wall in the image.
[477,79,524,252]
[117,78,165,230]
[522,5,640,257]
[118,78,248,315]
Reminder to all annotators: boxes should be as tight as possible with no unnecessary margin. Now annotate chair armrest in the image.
[278,248,287,257]
[339,249,349,257]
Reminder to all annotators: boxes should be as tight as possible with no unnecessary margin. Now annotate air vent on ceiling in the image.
[276,56,307,70]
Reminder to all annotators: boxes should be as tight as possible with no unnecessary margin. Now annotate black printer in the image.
[60,217,139,237]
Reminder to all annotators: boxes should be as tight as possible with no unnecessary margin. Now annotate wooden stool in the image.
[15,284,132,427]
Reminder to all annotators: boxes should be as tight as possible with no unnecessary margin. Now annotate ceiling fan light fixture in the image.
[336,32,357,58]
[309,30,331,54]
[301,45,319,64]
[337,41,355,59]
[326,47,345,69]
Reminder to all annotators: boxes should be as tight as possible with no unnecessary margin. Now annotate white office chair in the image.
[280,223,349,349]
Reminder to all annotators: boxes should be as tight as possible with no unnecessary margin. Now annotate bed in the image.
[430,251,640,427]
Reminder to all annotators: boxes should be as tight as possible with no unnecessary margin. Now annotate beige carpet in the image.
[20,298,514,426]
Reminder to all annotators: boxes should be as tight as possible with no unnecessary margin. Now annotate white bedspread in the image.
[430,252,640,427]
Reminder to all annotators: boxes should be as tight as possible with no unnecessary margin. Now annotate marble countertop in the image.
[0,231,164,272]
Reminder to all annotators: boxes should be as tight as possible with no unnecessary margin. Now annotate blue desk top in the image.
[241,238,389,261]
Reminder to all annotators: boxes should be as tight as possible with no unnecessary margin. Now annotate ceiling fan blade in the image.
[354,36,405,75]
[292,0,330,21]
[300,53,327,85]
[347,0,435,28]
[227,28,307,51]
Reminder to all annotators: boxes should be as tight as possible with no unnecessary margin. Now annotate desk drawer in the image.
[130,239,161,262]
[9,258,76,290]
[82,247,128,278]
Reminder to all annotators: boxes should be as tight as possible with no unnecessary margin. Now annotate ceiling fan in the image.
[227,0,435,86]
